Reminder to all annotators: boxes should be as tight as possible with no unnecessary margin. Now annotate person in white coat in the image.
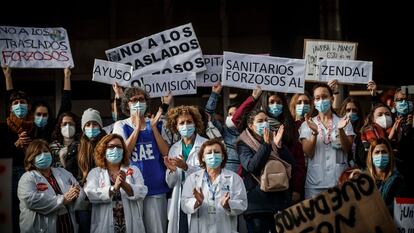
[164,105,208,233]
[84,134,148,233]
[18,139,84,233]
[181,138,247,233]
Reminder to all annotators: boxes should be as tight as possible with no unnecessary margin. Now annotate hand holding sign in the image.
[212,83,222,94]
[367,80,377,96]
[112,82,124,99]
[252,86,262,100]
[327,79,339,93]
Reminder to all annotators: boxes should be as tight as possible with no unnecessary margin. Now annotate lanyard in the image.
[316,116,333,144]
[203,171,219,201]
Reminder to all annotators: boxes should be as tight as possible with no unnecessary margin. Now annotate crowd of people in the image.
[1,66,412,233]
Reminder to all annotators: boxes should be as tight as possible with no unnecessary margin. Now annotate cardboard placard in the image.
[275,173,397,233]
[222,51,305,94]
[303,39,357,82]
[0,26,74,68]
[92,59,133,87]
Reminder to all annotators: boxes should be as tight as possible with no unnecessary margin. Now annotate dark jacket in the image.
[237,139,294,215]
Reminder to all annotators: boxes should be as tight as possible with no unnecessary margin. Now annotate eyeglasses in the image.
[129,97,146,103]
[107,144,123,149]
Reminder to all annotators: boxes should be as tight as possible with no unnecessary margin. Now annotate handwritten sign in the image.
[275,173,397,233]
[196,55,223,87]
[0,26,74,68]
[394,197,414,233]
[105,23,205,81]
[319,59,372,84]
[141,73,196,98]
[92,59,133,87]
[303,39,357,82]
[222,51,305,94]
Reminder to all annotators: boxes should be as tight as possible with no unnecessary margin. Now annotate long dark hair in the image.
[51,112,81,143]
[259,91,297,147]
[339,97,365,133]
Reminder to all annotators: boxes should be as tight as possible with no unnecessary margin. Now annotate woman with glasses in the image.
[299,83,355,198]
[113,87,170,233]
[84,134,147,233]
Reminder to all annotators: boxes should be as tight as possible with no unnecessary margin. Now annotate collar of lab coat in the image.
[176,134,206,161]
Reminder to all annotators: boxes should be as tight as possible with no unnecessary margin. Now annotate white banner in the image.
[0,159,12,233]
[319,59,372,84]
[0,26,74,68]
[222,51,305,94]
[105,23,205,82]
[303,39,357,81]
[92,59,133,87]
[196,55,223,87]
[394,197,414,233]
[142,73,197,98]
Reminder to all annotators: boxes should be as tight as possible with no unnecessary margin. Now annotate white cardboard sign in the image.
[222,51,305,94]
[105,23,206,82]
[0,26,74,68]
[196,55,223,87]
[92,59,133,87]
[142,73,197,98]
[303,39,357,81]
[319,59,372,84]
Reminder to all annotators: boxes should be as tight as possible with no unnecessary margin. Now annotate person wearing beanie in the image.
[113,87,170,233]
[76,108,107,233]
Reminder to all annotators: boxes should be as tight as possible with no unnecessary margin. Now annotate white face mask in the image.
[61,125,76,138]
[225,116,235,129]
[375,115,392,129]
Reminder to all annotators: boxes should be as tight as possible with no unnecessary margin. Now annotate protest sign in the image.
[222,51,305,94]
[394,197,414,233]
[275,173,397,233]
[105,23,205,80]
[0,159,12,233]
[0,26,74,68]
[319,59,372,84]
[303,39,357,82]
[196,55,223,87]
[92,59,133,87]
[141,73,196,98]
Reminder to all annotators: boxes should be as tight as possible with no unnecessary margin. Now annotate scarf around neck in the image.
[6,113,34,135]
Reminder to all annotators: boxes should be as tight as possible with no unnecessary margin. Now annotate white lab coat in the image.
[18,167,85,233]
[166,134,207,233]
[181,169,247,233]
[84,165,148,233]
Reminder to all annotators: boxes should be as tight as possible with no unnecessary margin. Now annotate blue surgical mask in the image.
[34,152,52,169]
[268,104,283,117]
[84,127,101,139]
[314,99,331,113]
[255,122,269,137]
[130,102,147,116]
[12,103,28,118]
[395,100,409,115]
[34,116,48,128]
[204,153,222,169]
[347,112,359,123]
[295,104,310,117]
[106,147,124,164]
[372,154,389,170]
[178,124,195,138]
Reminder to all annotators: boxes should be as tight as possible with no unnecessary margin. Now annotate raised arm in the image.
[232,86,262,132]
[2,66,13,91]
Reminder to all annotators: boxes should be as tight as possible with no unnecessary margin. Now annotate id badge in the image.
[208,199,216,214]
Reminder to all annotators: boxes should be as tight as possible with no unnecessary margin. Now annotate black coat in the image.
[237,139,295,215]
